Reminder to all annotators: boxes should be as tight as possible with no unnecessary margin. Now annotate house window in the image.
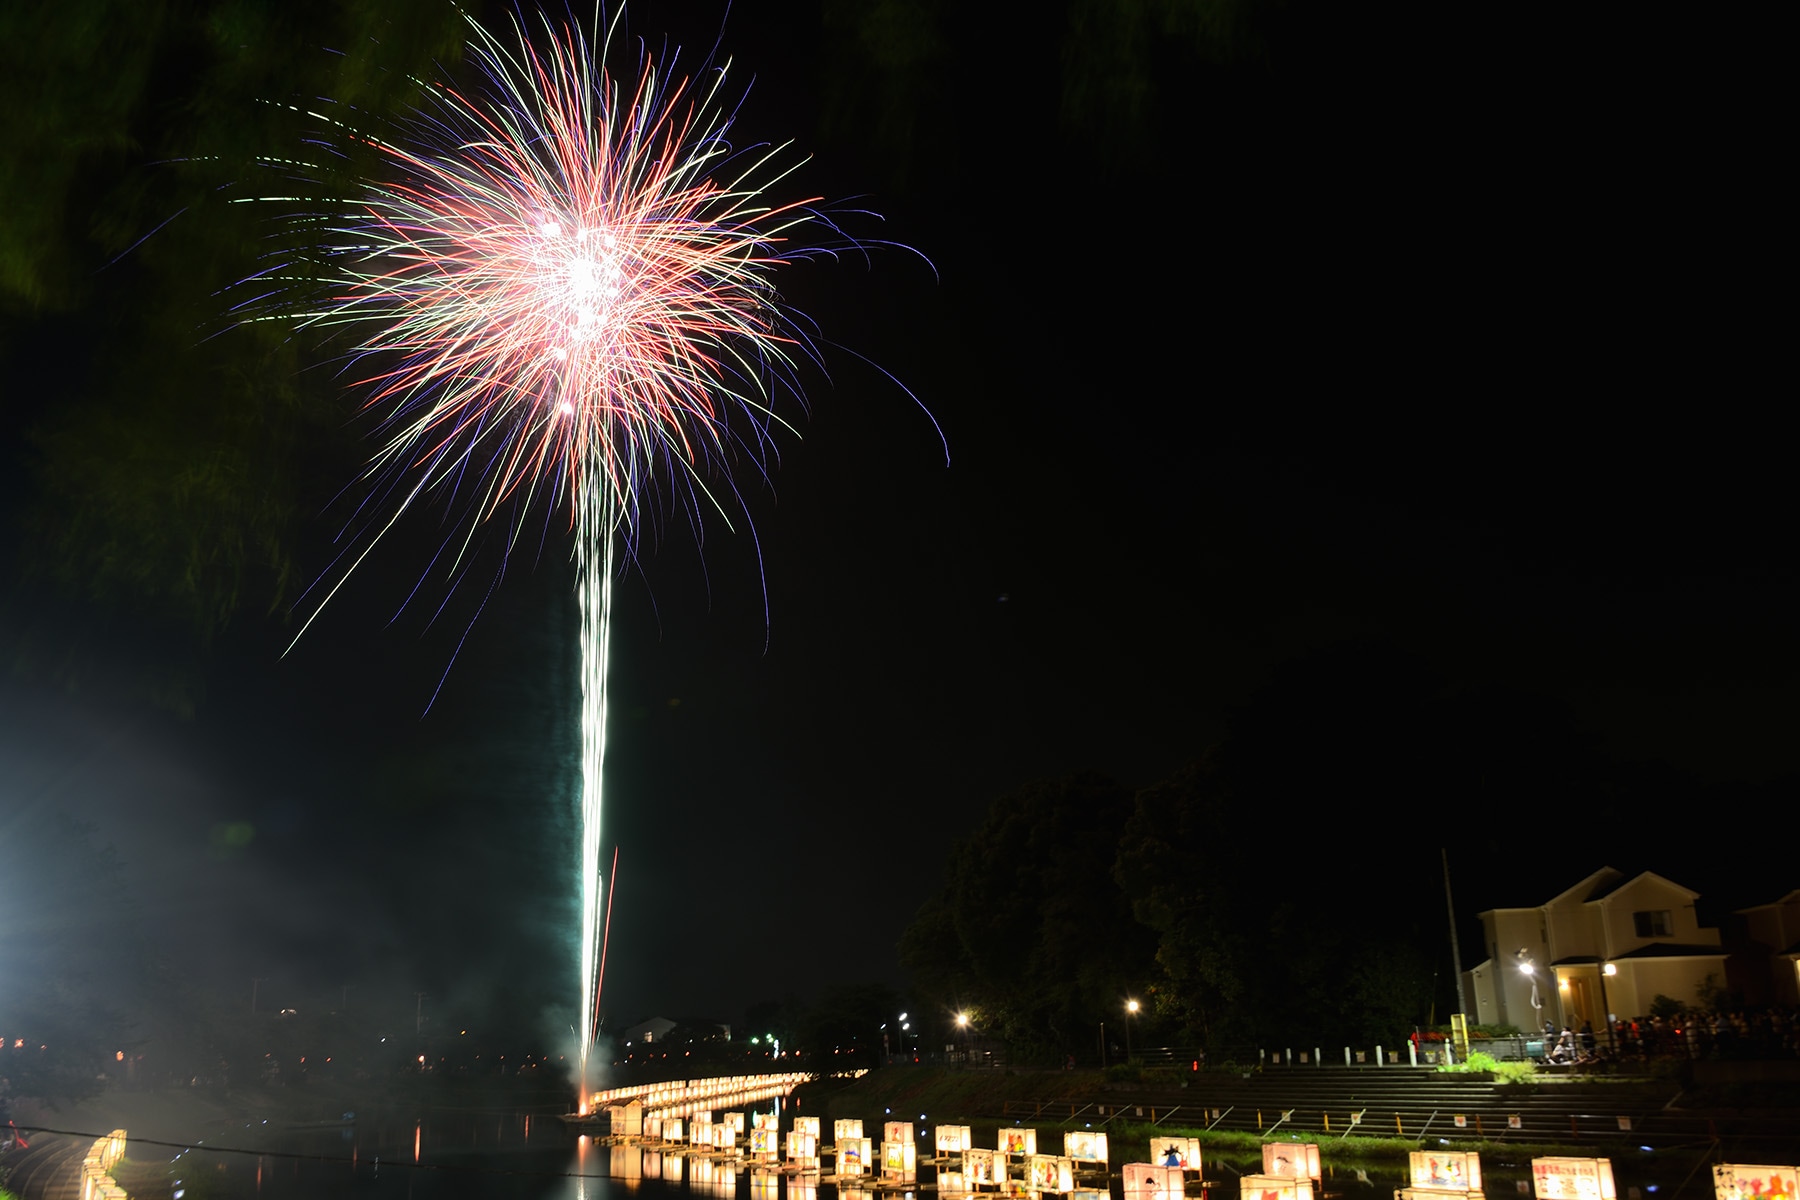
[1633,910,1673,938]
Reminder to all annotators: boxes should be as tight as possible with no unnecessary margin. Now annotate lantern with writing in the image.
[1531,1159,1617,1200]
[1714,1166,1799,1200]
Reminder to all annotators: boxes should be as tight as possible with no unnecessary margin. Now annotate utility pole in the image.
[1443,848,1468,1016]
[251,977,267,1014]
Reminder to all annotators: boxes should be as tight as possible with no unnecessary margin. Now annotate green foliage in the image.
[1650,993,1682,1019]
[1439,1050,1536,1084]
[899,773,1155,1057]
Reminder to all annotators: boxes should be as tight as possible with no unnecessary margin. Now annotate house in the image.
[1463,867,1726,1031]
[1731,890,1800,1005]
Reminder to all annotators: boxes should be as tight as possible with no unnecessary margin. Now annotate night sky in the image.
[2,0,1789,1048]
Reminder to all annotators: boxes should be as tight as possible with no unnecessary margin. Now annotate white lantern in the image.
[837,1136,872,1176]
[1532,1159,1617,1200]
[1241,1174,1316,1200]
[1410,1151,1484,1193]
[1125,1163,1185,1200]
[964,1148,1002,1187]
[835,1119,865,1142]
[1065,1131,1110,1164]
[937,1125,973,1154]
[1262,1143,1322,1181]
[1715,1166,1800,1200]
[882,1140,918,1177]
[1026,1155,1075,1192]
[998,1128,1037,1157]
[1149,1136,1199,1170]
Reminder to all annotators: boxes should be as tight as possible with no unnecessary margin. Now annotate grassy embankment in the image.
[789,1067,1680,1167]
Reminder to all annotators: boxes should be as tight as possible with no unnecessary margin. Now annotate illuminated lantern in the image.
[884,1121,914,1146]
[1242,1175,1316,1200]
[610,1101,643,1137]
[998,1128,1038,1157]
[937,1125,973,1155]
[712,1121,736,1151]
[725,1113,746,1135]
[748,1128,778,1163]
[691,1114,713,1148]
[836,1119,865,1142]
[1026,1155,1075,1192]
[787,1129,820,1170]
[1405,1151,1485,1196]
[1063,1131,1109,1164]
[754,1112,779,1131]
[964,1148,1002,1187]
[1714,1166,1800,1200]
[1146,1136,1196,1171]
[1263,1143,1322,1181]
[837,1137,873,1177]
[1531,1159,1617,1200]
[644,1116,663,1141]
[1124,1163,1184,1200]
[882,1139,918,1178]
[665,1118,686,1144]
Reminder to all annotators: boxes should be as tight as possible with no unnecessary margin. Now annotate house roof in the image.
[1734,889,1800,913]
[1546,867,1624,906]
[1590,870,1701,904]
[1610,942,1728,961]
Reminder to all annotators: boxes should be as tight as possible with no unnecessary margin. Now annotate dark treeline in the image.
[898,642,1798,1063]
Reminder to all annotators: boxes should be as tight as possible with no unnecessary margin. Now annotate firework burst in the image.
[260,11,856,1110]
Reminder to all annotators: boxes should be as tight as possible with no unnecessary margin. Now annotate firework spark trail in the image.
[259,11,865,1109]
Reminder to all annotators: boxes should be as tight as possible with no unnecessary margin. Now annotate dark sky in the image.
[1,0,1789,1048]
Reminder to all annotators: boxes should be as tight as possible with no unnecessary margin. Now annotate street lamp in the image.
[1515,950,1543,1032]
[1598,962,1617,1052]
[955,1012,969,1067]
[1125,999,1140,1063]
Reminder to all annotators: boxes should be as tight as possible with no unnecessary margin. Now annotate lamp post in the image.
[1598,962,1616,1052]
[1125,999,1140,1063]
[955,1012,969,1068]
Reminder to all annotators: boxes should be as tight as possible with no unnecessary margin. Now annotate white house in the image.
[1463,867,1726,1031]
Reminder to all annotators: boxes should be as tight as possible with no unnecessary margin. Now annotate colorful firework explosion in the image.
[260,11,853,1110]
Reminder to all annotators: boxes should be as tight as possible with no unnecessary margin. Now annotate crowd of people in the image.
[1540,1006,1800,1064]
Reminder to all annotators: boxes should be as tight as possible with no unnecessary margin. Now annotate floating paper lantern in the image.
[838,1136,873,1176]
[884,1121,914,1146]
[938,1125,974,1154]
[836,1119,865,1142]
[1532,1159,1617,1200]
[1263,1144,1322,1181]
[1242,1174,1316,1200]
[796,1116,821,1138]
[787,1130,820,1170]
[965,1148,1002,1186]
[999,1128,1038,1157]
[1410,1152,1484,1193]
[665,1118,685,1144]
[1714,1165,1799,1200]
[1125,1163,1184,1200]
[1064,1131,1109,1164]
[883,1140,918,1177]
[1027,1155,1075,1192]
[1149,1136,1197,1171]
[725,1113,746,1135]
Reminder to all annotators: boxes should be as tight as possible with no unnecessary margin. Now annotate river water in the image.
[165,1108,1685,1200]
